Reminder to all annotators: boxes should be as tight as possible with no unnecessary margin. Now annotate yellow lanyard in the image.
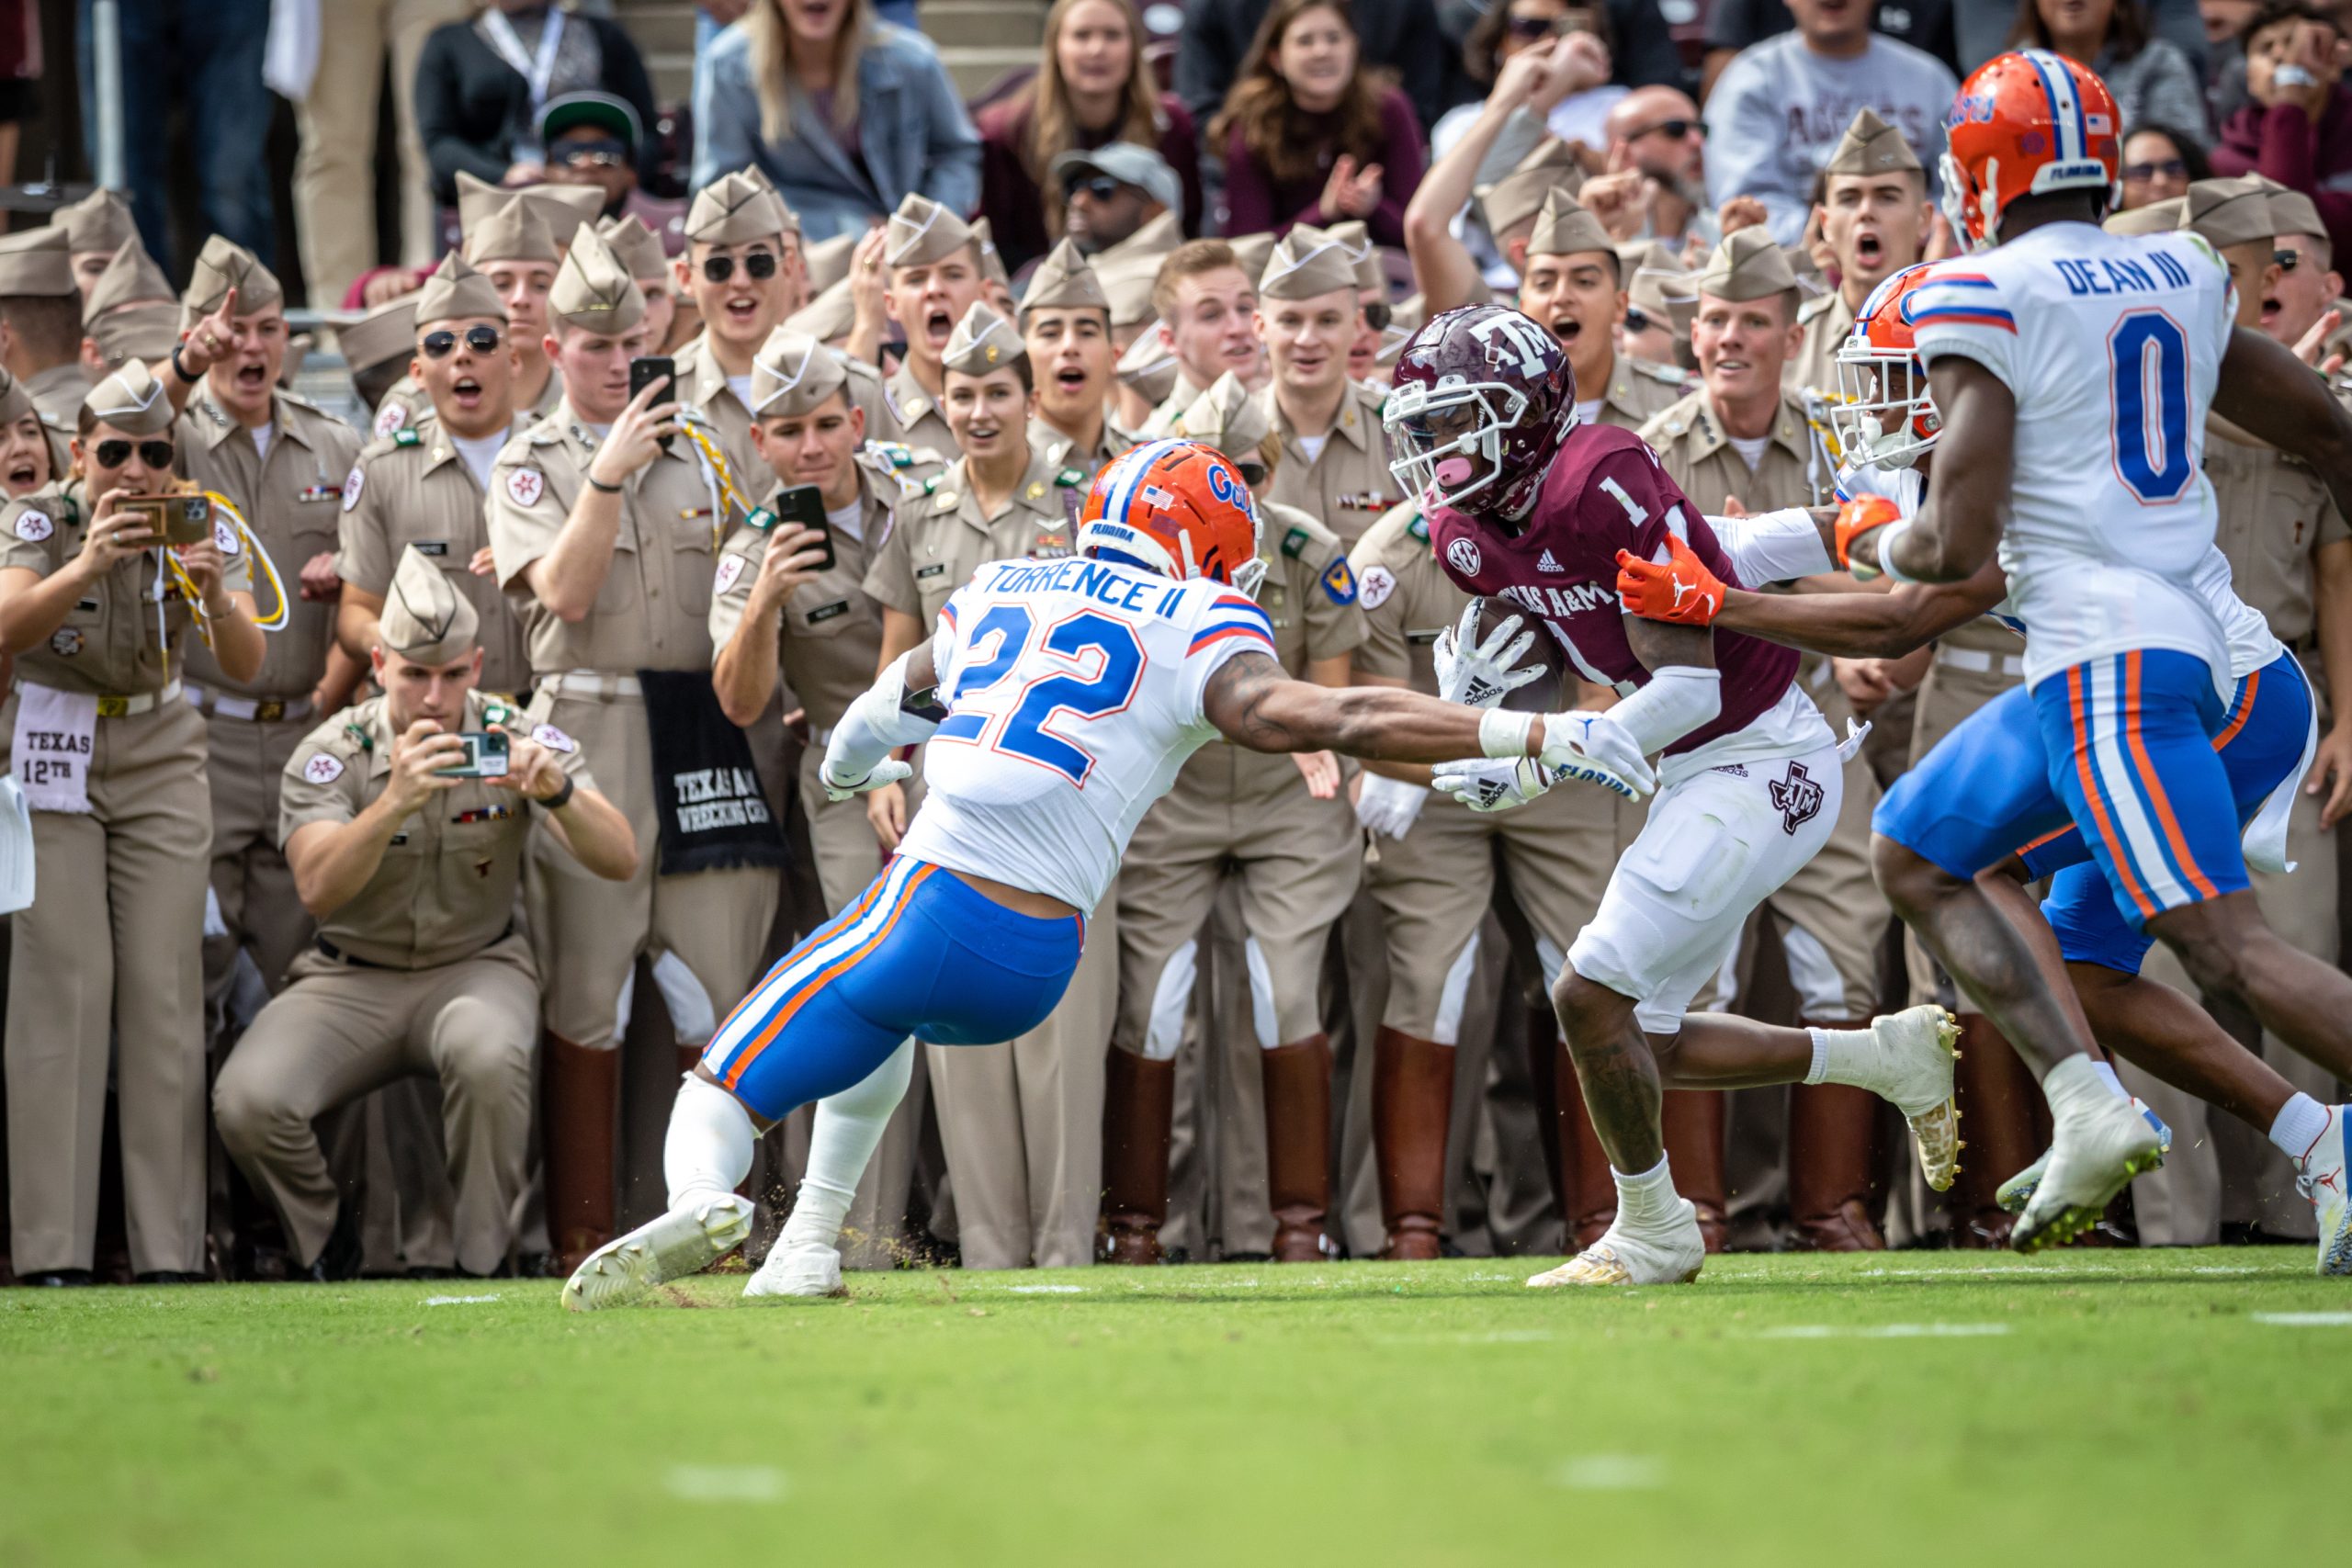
[674,415,751,548]
[157,491,291,649]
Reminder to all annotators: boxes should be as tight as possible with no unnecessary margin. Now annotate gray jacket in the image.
[691,21,982,243]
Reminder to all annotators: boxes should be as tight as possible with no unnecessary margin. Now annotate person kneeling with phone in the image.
[212,546,637,1280]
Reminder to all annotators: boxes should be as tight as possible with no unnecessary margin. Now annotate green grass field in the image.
[5,1248,2347,1566]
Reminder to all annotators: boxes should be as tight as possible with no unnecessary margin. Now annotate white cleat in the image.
[2013,1091,2164,1254]
[743,1240,847,1299]
[1997,1098,2171,1216]
[1862,1005,1964,1192]
[560,1194,753,1312]
[2294,1105,2351,1279]
[1527,1201,1705,1288]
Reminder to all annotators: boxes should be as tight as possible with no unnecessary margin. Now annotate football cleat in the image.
[1867,1005,1965,1192]
[2012,1091,2165,1253]
[560,1194,753,1312]
[1526,1201,1704,1288]
[742,1240,848,1300]
[1997,1097,2172,1216]
[2292,1104,2350,1278]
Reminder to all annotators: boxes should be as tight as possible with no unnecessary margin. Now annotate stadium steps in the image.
[611,0,1049,112]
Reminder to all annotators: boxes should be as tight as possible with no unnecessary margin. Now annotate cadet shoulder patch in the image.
[393,428,422,448]
[505,468,547,507]
[301,753,345,784]
[1320,557,1357,605]
[1056,468,1084,488]
[480,702,516,728]
[530,723,577,754]
[372,401,409,439]
[1357,562,1396,610]
[715,554,746,594]
[340,467,365,513]
[1281,525,1310,558]
[341,721,376,754]
[212,516,241,557]
[13,509,51,542]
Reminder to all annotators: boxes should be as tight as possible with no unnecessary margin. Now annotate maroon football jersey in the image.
[1428,423,1799,759]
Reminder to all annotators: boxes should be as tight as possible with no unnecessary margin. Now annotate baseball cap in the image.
[1050,143,1182,217]
[537,91,643,159]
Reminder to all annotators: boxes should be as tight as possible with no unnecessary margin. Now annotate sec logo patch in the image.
[15,509,51,543]
[1444,536,1480,578]
[714,555,745,595]
[505,468,547,507]
[1357,563,1396,610]
[341,467,365,513]
[530,723,577,754]
[302,753,345,784]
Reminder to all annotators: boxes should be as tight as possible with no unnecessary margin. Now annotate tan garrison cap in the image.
[413,253,507,327]
[339,296,419,373]
[1172,371,1268,459]
[83,358,175,435]
[2181,175,2277,248]
[0,228,78,298]
[88,301,179,364]
[182,234,283,315]
[1260,222,1358,300]
[598,212,669,281]
[685,169,794,245]
[547,224,645,335]
[463,194,559,265]
[1625,245,1698,340]
[84,239,173,321]
[802,231,857,294]
[1528,190,1615,259]
[455,171,602,245]
[380,545,480,664]
[1228,231,1277,288]
[2272,186,2327,243]
[1824,107,1922,177]
[0,366,35,424]
[1095,249,1161,327]
[885,194,976,269]
[784,274,855,341]
[1021,239,1110,318]
[1114,327,1178,402]
[53,187,139,255]
[1327,220,1384,292]
[941,299,1024,376]
[750,328,848,417]
[973,216,1012,291]
[1095,209,1182,268]
[1695,225,1797,301]
[1476,138,1583,242]
[2104,197,2184,236]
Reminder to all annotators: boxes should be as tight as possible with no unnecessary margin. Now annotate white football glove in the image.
[1354,772,1430,837]
[1434,602,1544,709]
[820,751,913,802]
[1435,753,1638,810]
[1537,709,1657,797]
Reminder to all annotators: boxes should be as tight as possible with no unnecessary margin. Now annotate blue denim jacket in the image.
[691,21,982,243]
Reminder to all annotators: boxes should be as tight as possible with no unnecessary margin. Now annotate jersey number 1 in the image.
[936,604,1145,784]
[2109,310,2194,504]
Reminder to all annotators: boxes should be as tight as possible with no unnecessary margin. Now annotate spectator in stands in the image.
[1702,0,1959,247]
[1179,0,1449,140]
[2211,1,2352,261]
[693,0,981,243]
[415,0,659,209]
[2119,121,2211,206]
[1213,0,1428,244]
[1952,0,2207,72]
[2007,0,2209,137]
[1705,0,1960,92]
[1432,0,1625,161]
[1056,143,1185,255]
[1598,84,1711,244]
[977,0,1205,275]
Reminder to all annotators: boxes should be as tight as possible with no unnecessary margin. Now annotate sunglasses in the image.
[1064,173,1131,204]
[554,137,629,168]
[1505,14,1570,39]
[701,251,779,284]
[2120,158,2188,183]
[1624,305,1651,333]
[94,438,175,469]
[2277,247,2301,271]
[1363,300,1392,331]
[1633,118,1704,141]
[1236,459,1270,488]
[422,325,503,358]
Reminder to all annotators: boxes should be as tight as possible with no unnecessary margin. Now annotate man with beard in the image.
[1053,144,1182,259]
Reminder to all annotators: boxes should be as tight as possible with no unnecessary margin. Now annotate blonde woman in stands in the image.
[694,0,981,242]
[975,0,1204,274]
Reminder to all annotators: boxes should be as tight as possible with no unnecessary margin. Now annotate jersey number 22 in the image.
[936,604,1145,784]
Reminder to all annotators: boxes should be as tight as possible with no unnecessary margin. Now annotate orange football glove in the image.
[1613,533,1724,626]
[1833,495,1903,574]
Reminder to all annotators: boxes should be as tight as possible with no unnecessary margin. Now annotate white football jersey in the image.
[1906,222,2236,692]
[894,556,1276,914]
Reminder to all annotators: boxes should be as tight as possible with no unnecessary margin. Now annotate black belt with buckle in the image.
[315,937,385,969]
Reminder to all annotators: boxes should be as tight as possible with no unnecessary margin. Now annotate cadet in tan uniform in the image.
[1099,371,1368,1264]
[1021,240,1124,480]
[214,549,635,1280]
[1522,191,1690,432]
[485,226,780,1268]
[157,239,366,1008]
[1253,226,1401,549]
[1113,321,1180,439]
[860,303,1108,1269]
[673,172,808,498]
[599,214,680,355]
[711,328,926,1270]
[870,196,989,460]
[51,186,140,303]
[0,362,264,1283]
[1137,239,1268,439]
[336,255,534,698]
[1642,227,1894,1250]
[0,229,97,432]
[80,239,181,378]
[1787,110,1933,402]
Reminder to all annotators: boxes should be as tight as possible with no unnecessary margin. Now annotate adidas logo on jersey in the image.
[1537,549,1565,572]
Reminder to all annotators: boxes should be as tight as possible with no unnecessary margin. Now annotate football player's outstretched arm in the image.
[1886,356,2016,584]
[2215,326,2352,525]
[1619,530,2006,656]
[818,641,948,799]
[1203,649,1536,765]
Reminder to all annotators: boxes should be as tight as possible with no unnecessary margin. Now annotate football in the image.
[1468,594,1567,713]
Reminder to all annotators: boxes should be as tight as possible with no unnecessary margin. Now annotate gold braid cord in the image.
[159,490,290,649]
[675,415,752,547]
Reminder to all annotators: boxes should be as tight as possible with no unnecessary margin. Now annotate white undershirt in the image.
[1295,434,1327,464]
[1574,397,1602,427]
[1728,434,1770,472]
[581,420,612,440]
[826,498,865,546]
[726,373,754,409]
[451,430,506,489]
[248,421,276,460]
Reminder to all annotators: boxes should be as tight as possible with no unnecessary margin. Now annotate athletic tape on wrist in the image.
[1873,515,1921,586]
[1478,707,1537,759]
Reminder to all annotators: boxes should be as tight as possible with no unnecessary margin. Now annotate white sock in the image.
[663,1075,756,1212]
[1804,1024,1874,1088]
[2088,1059,2129,1101]
[2268,1093,2332,1163]
[779,1039,916,1252]
[1611,1154,1681,1231]
[2041,1053,2110,1119]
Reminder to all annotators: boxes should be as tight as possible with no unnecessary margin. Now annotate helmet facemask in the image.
[1385,377,1533,513]
[1831,345,1940,469]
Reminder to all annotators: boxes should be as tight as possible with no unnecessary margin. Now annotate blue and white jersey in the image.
[894,556,1276,914]
[1905,223,2237,693]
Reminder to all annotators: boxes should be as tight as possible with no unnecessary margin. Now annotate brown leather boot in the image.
[1101,1048,1174,1265]
[543,1033,619,1271]
[1555,1042,1618,1249]
[1373,1027,1453,1261]
[1663,1090,1728,1254]
[1788,1077,1887,1251]
[1261,1034,1333,1262]
[1948,1012,2041,1248]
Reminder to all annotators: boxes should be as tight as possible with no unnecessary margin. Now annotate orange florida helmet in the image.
[1941,49,2120,249]
[1079,438,1267,597]
[1829,263,1945,469]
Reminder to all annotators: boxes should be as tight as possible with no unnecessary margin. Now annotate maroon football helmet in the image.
[1383,304,1578,520]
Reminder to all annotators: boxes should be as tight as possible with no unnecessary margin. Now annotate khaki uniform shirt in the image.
[1639,387,1834,516]
[1029,415,1123,486]
[1261,379,1402,550]
[862,438,1089,628]
[1587,353,1694,433]
[710,453,897,736]
[0,479,251,696]
[876,361,959,461]
[178,385,365,699]
[375,366,563,444]
[484,396,752,677]
[675,332,896,502]
[337,411,534,696]
[1350,501,1462,691]
[1787,289,1857,401]
[26,362,94,433]
[1139,369,1208,441]
[2205,413,2352,649]
[277,689,594,970]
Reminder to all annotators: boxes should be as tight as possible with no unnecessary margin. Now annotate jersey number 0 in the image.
[935,604,1147,784]
[2108,310,2194,505]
